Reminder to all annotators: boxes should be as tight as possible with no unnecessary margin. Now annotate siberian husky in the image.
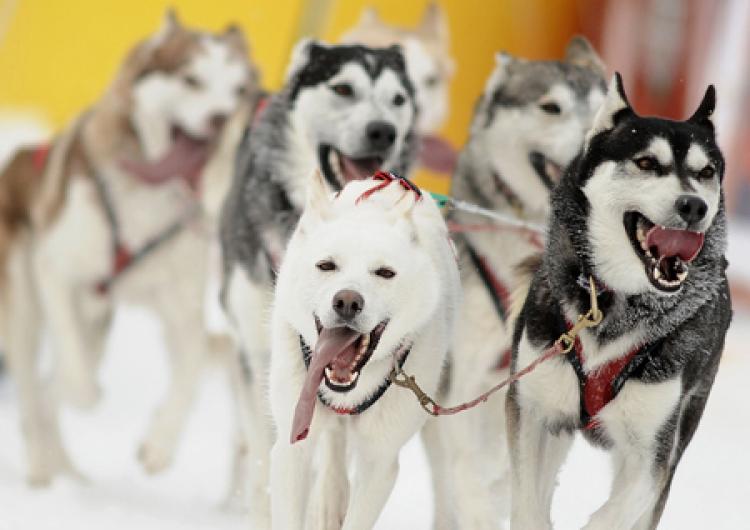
[507,74,731,529]
[0,11,258,485]
[340,3,455,172]
[219,40,417,523]
[428,37,606,528]
[268,171,460,530]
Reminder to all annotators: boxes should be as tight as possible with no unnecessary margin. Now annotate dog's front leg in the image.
[306,427,349,530]
[139,255,209,474]
[583,449,659,530]
[270,435,316,530]
[341,439,400,530]
[34,264,100,409]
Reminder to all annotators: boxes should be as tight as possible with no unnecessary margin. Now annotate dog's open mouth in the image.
[624,212,705,292]
[529,151,563,190]
[315,317,386,392]
[319,145,384,189]
[120,125,213,190]
[290,319,387,444]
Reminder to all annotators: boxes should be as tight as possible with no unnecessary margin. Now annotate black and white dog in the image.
[507,73,731,529]
[219,40,417,525]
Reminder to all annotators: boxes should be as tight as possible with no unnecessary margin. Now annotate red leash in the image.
[391,276,603,417]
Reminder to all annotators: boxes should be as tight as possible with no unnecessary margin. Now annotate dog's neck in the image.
[541,178,729,346]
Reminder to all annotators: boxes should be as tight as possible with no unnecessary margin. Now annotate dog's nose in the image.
[366,121,396,150]
[675,195,708,224]
[209,113,229,132]
[332,289,364,321]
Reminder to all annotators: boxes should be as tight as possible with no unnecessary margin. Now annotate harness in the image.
[91,169,199,295]
[463,239,513,370]
[299,335,412,415]
[565,329,659,431]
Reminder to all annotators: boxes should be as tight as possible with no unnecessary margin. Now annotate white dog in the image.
[267,172,460,530]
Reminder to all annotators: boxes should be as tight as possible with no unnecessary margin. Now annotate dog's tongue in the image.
[120,131,210,191]
[340,155,381,182]
[290,327,360,444]
[645,225,705,262]
[419,135,458,174]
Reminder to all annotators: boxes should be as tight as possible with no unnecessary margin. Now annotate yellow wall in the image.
[0,0,579,191]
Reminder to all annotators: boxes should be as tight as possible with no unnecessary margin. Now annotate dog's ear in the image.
[419,3,449,42]
[564,36,606,78]
[160,8,181,34]
[302,170,333,228]
[356,7,383,29]
[387,190,418,224]
[585,72,634,146]
[285,39,327,83]
[687,85,716,132]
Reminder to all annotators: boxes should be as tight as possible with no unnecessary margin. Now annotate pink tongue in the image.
[645,225,705,262]
[340,156,380,182]
[419,135,457,174]
[290,327,360,444]
[120,132,210,191]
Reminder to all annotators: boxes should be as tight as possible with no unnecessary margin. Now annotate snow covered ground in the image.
[0,289,748,530]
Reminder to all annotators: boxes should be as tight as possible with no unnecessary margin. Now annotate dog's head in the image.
[470,36,606,216]
[123,11,258,165]
[340,3,454,134]
[284,40,417,190]
[278,172,450,404]
[564,73,724,294]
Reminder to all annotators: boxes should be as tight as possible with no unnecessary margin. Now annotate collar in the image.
[299,335,412,415]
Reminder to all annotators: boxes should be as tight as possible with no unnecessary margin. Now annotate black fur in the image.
[510,75,732,528]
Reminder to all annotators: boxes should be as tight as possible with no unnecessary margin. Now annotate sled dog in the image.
[0,10,258,485]
[268,171,460,530]
[508,73,731,530]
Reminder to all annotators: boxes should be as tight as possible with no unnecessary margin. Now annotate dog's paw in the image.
[306,490,345,530]
[27,446,86,488]
[137,438,175,475]
[59,372,101,410]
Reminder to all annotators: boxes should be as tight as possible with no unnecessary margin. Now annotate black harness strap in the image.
[299,335,412,415]
[463,238,508,322]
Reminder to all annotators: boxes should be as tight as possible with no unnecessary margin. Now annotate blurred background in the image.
[0,1,748,529]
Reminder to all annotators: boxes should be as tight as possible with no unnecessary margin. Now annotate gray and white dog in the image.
[219,40,417,526]
[507,73,731,529]
[426,37,606,529]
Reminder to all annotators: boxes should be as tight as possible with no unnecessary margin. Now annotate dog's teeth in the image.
[325,367,333,380]
[361,334,370,348]
[677,270,688,282]
[636,225,646,242]
[653,267,662,280]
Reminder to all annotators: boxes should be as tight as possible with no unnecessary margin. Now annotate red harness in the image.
[568,332,648,430]
[32,144,50,172]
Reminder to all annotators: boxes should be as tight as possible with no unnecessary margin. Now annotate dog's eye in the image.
[698,165,715,179]
[539,102,561,115]
[331,83,354,98]
[235,85,247,98]
[635,156,658,171]
[393,93,406,107]
[374,267,396,279]
[424,75,440,88]
[182,74,202,90]
[316,260,337,272]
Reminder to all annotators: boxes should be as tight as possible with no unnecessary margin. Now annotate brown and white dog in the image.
[340,3,457,173]
[0,10,259,486]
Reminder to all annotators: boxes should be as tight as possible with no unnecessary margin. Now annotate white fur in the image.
[585,74,629,146]
[3,26,252,486]
[267,175,460,530]
[686,143,709,172]
[293,61,414,165]
[646,137,674,167]
[132,37,249,160]
[401,38,448,134]
[583,146,721,294]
